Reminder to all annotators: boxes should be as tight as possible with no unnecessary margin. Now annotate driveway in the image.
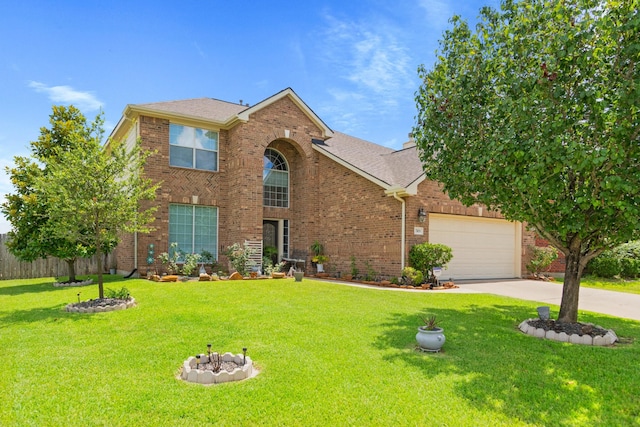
[325,278,640,321]
[451,279,640,321]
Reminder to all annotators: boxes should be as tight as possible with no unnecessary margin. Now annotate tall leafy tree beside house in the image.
[37,129,159,299]
[414,0,639,322]
[2,106,102,282]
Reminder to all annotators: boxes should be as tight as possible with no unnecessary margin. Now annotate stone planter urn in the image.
[416,327,446,352]
[293,271,304,282]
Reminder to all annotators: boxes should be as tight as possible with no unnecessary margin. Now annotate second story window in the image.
[263,148,289,207]
[169,124,218,171]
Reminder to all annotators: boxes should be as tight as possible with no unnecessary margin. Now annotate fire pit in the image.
[180,345,256,385]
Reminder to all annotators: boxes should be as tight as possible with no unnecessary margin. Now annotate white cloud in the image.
[315,12,416,141]
[321,14,414,98]
[28,81,103,111]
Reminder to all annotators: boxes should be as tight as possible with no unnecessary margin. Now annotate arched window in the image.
[263,148,289,208]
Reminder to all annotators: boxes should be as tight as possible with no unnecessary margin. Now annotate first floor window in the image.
[169,204,218,259]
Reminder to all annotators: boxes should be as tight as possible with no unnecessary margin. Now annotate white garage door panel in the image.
[429,214,519,280]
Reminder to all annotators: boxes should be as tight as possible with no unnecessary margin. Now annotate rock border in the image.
[180,352,256,385]
[65,298,136,313]
[53,278,94,287]
[518,318,618,346]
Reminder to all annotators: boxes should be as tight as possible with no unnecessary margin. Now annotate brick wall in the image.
[117,95,532,279]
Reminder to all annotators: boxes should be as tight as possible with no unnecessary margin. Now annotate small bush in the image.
[409,243,453,279]
[402,267,423,287]
[588,255,621,278]
[105,286,130,300]
[526,246,559,275]
[621,258,640,278]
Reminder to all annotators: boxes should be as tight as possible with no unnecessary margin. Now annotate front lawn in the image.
[1,276,638,426]
[575,276,640,295]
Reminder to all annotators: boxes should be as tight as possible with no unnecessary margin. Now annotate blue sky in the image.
[0,0,497,233]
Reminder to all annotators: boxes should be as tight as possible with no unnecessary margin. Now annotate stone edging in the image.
[65,298,136,313]
[53,278,94,287]
[518,318,618,346]
[180,353,255,385]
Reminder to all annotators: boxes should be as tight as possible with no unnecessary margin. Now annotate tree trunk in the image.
[96,244,104,299]
[558,250,584,323]
[66,258,77,283]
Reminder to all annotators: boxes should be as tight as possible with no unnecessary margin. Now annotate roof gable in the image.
[237,88,333,138]
[314,132,425,194]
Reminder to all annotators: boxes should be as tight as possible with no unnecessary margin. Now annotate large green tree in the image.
[414,0,639,322]
[2,106,102,281]
[37,133,159,298]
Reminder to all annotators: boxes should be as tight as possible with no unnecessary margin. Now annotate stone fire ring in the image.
[180,353,256,385]
[518,318,618,346]
[54,278,94,287]
[65,298,137,313]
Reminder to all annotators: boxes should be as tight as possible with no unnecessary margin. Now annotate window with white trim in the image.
[169,124,218,171]
[263,148,289,207]
[169,204,218,259]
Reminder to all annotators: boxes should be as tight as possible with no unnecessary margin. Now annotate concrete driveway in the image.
[451,279,640,321]
[326,278,639,321]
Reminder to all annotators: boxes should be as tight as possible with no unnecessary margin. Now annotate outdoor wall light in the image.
[418,207,427,222]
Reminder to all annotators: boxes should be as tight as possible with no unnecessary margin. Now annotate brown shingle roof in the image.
[317,132,424,188]
[136,98,248,123]
[132,93,424,190]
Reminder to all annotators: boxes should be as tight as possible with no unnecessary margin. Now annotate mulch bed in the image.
[527,319,609,337]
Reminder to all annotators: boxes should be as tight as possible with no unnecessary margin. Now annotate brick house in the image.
[110,88,534,280]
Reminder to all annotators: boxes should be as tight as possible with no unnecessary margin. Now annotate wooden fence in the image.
[0,234,116,281]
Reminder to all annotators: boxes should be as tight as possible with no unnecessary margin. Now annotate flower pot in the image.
[293,271,304,282]
[316,263,325,273]
[416,327,445,352]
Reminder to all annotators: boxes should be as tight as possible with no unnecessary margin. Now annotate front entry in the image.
[263,220,278,263]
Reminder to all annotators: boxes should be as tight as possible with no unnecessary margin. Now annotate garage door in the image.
[428,214,521,280]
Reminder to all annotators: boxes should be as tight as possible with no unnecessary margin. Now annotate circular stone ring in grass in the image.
[65,298,136,313]
[180,352,257,385]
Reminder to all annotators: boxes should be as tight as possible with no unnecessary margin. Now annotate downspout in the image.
[390,192,406,271]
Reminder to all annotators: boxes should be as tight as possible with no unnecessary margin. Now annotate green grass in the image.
[573,276,640,295]
[1,276,639,426]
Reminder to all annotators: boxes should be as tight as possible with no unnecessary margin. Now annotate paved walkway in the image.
[325,278,640,321]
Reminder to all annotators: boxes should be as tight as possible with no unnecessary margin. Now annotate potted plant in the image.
[416,315,446,352]
[310,240,328,273]
[312,254,329,273]
[293,269,304,282]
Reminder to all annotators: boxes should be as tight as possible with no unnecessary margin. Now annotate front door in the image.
[263,220,278,263]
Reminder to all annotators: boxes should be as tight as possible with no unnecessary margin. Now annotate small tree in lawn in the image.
[414,0,640,322]
[37,125,159,299]
[2,106,103,282]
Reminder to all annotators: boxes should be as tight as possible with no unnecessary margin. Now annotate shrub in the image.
[224,243,257,276]
[408,243,453,279]
[104,286,130,300]
[621,258,640,278]
[587,240,640,278]
[588,255,621,278]
[526,246,559,275]
[158,242,180,274]
[350,256,359,279]
[181,253,202,276]
[402,267,423,287]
